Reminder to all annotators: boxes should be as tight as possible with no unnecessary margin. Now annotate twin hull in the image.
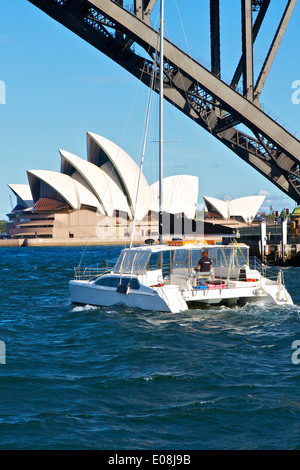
[69,277,293,313]
[70,244,293,313]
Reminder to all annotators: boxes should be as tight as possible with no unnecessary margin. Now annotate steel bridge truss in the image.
[28,0,300,203]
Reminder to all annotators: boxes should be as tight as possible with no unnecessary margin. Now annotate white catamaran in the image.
[70,240,293,312]
[69,0,293,313]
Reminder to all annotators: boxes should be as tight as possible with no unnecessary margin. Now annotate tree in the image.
[0,220,8,233]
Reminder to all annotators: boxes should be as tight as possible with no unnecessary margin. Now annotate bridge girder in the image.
[28,0,300,203]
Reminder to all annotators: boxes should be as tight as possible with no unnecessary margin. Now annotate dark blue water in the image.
[0,245,300,450]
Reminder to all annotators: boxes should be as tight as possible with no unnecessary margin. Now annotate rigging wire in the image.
[130,34,160,248]
[173,0,226,198]
[85,14,161,250]
[163,22,183,180]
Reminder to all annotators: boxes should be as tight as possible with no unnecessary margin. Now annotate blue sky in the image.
[0,0,299,220]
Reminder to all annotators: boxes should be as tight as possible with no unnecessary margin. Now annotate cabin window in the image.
[120,277,140,290]
[173,249,188,268]
[148,252,160,270]
[113,250,150,274]
[95,276,120,288]
[134,252,151,273]
[95,276,140,290]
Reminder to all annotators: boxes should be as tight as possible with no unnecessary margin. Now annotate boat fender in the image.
[276,290,288,302]
[253,288,265,297]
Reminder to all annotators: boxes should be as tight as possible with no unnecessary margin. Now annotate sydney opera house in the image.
[203,195,266,224]
[6,131,266,245]
[6,132,200,244]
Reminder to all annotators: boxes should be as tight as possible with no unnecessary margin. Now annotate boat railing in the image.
[74,262,114,281]
[250,256,281,282]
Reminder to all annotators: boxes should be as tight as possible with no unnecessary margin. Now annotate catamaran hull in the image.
[70,278,292,314]
[69,281,176,312]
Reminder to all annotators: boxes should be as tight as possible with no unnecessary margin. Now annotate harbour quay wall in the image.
[0,234,222,248]
[0,239,24,247]
[0,237,144,247]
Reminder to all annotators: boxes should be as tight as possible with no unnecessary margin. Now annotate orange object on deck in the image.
[167,240,197,246]
[167,240,216,247]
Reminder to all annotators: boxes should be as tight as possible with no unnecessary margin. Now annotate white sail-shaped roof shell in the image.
[27,170,100,210]
[203,196,229,219]
[59,149,129,216]
[8,184,34,208]
[204,195,265,222]
[150,175,198,219]
[228,196,266,222]
[87,132,152,220]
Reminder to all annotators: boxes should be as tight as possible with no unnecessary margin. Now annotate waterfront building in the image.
[6,133,200,244]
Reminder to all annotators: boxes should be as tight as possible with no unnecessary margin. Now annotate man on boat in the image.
[195,251,212,273]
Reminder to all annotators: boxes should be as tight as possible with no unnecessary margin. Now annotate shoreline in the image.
[0,234,224,248]
[0,238,143,248]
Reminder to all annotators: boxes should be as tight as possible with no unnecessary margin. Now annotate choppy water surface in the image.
[0,245,299,449]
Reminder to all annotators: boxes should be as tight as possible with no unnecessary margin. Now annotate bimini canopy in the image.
[87,132,152,220]
[8,184,34,209]
[27,170,100,210]
[59,149,129,217]
[150,175,198,219]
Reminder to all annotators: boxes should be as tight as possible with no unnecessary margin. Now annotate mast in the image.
[159,0,164,245]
